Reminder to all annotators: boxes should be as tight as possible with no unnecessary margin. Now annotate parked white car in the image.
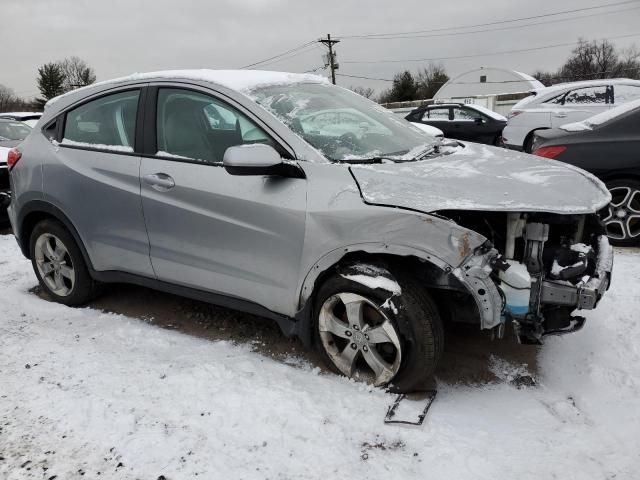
[502,79,640,152]
[0,112,42,128]
[409,122,444,138]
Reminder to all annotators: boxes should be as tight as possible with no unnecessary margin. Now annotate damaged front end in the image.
[447,211,613,344]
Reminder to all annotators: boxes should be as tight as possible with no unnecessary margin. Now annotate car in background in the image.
[1,119,32,224]
[503,79,640,152]
[0,112,42,128]
[405,103,506,145]
[532,98,640,246]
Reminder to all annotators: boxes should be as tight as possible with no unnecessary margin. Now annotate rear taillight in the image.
[7,148,22,170]
[532,145,567,159]
[507,110,523,119]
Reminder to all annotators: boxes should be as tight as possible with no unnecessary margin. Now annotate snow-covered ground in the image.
[1,233,639,479]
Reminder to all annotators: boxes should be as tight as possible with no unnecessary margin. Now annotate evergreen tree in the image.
[35,63,66,108]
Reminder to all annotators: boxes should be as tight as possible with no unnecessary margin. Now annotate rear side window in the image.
[548,86,614,106]
[63,90,140,152]
[422,108,450,121]
[156,88,273,164]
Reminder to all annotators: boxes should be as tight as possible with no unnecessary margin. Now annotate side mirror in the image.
[223,144,304,178]
[474,117,484,125]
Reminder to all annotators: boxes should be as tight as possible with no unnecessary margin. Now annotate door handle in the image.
[143,173,175,191]
[554,113,568,118]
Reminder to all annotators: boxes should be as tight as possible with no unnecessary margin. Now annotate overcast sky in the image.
[2,0,639,98]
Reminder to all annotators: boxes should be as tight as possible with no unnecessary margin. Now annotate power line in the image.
[245,43,321,69]
[238,40,317,69]
[338,5,640,41]
[337,0,639,39]
[341,32,640,65]
[339,66,640,84]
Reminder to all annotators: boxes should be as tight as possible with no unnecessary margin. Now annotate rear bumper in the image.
[540,235,613,311]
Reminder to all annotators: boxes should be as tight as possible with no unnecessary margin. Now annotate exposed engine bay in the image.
[438,210,613,344]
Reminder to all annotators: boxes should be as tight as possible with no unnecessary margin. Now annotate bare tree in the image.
[534,39,640,85]
[559,39,621,80]
[59,56,97,92]
[349,86,375,99]
[0,84,35,113]
[415,63,449,99]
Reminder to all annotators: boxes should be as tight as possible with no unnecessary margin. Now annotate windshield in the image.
[249,83,436,162]
[0,120,31,141]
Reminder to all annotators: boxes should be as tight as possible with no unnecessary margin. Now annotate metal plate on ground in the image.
[384,391,437,426]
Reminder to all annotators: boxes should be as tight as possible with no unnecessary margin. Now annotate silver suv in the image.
[7,70,613,392]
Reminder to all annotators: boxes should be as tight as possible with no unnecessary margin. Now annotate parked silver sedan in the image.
[6,70,613,392]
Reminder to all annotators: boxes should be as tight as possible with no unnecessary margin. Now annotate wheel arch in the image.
[17,200,94,271]
[524,127,550,152]
[293,243,483,346]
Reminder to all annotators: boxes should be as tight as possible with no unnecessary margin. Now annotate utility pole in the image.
[319,34,340,84]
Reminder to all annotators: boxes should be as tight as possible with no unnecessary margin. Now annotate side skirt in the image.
[91,270,300,338]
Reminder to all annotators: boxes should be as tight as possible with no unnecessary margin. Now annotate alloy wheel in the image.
[34,233,75,297]
[318,292,402,386]
[601,186,640,241]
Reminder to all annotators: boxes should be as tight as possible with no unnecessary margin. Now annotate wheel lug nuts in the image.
[353,325,360,330]
[351,343,357,350]
[345,331,352,337]
[364,334,369,340]
[363,346,369,352]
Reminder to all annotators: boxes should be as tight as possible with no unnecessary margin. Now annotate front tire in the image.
[601,179,640,246]
[30,219,97,305]
[313,263,444,392]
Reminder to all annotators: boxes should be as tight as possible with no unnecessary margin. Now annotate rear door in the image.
[139,85,307,314]
[43,87,154,276]
[549,85,612,127]
[420,107,452,135]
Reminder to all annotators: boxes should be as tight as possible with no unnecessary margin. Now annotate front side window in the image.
[423,108,451,121]
[156,88,273,164]
[63,90,139,151]
[453,107,483,121]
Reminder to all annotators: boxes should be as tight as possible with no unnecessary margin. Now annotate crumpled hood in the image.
[350,142,611,214]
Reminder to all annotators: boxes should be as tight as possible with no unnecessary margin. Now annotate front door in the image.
[139,86,307,314]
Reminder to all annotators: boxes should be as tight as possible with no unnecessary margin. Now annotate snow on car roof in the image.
[46,70,329,108]
[0,112,42,117]
[560,97,640,132]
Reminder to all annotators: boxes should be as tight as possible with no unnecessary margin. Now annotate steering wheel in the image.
[337,132,359,149]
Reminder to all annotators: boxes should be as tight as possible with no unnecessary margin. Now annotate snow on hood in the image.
[350,142,611,214]
[561,98,640,132]
[46,70,329,108]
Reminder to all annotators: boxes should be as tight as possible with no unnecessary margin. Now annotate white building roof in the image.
[434,67,544,99]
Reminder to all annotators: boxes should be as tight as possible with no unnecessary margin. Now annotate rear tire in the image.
[29,219,98,306]
[601,179,640,246]
[313,263,444,392]
[523,133,535,153]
